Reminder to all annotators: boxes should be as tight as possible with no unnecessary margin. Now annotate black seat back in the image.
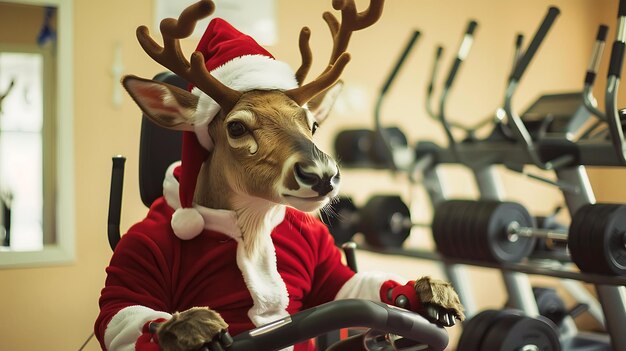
[138,72,187,207]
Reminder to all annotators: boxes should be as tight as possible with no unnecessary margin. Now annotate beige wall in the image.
[0,0,622,350]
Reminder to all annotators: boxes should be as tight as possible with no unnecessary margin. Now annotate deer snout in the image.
[294,163,340,196]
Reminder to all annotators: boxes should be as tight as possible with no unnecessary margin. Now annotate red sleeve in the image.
[95,200,176,350]
[300,215,355,309]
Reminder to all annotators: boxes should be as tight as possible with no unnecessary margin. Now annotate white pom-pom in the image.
[171,208,205,240]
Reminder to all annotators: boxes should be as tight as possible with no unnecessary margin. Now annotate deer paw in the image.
[414,276,465,327]
[156,307,231,351]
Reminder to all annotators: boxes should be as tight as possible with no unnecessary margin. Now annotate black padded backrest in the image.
[138,72,187,207]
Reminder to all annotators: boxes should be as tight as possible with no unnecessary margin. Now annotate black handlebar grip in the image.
[608,41,626,78]
[585,71,597,86]
[597,24,609,41]
[107,156,126,251]
[380,30,420,94]
[436,46,444,59]
[515,33,524,48]
[466,20,478,36]
[620,0,626,16]
[510,6,560,81]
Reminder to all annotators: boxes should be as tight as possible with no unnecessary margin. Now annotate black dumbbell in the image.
[568,203,626,275]
[457,309,560,351]
[322,195,418,248]
[432,200,538,263]
[334,127,408,168]
[334,129,373,167]
[432,200,626,275]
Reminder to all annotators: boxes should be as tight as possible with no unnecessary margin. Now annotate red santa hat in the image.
[171,18,299,240]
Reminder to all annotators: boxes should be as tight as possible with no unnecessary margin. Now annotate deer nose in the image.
[294,163,340,196]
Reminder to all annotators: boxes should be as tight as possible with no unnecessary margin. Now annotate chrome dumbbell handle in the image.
[506,221,568,243]
[507,221,626,250]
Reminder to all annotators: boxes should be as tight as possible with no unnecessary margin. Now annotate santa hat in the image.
[171,18,299,240]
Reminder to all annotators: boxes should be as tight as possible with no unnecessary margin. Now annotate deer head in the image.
[122,0,383,246]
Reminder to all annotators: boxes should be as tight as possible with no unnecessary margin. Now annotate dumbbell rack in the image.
[352,4,626,350]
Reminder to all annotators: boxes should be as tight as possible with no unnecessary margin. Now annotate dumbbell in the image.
[504,286,588,328]
[334,127,408,168]
[432,200,626,275]
[321,195,420,248]
[457,309,560,351]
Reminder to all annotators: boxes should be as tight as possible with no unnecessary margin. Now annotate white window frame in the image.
[0,0,74,268]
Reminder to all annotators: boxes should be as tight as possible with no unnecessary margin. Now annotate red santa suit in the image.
[95,164,405,351]
[95,16,408,351]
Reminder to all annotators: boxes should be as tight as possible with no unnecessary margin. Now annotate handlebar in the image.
[444,21,478,89]
[509,7,560,82]
[502,6,569,170]
[227,300,448,351]
[374,30,421,171]
[426,29,524,141]
[107,156,126,251]
[380,31,420,95]
[512,33,524,72]
[586,24,609,86]
[604,1,626,165]
[438,20,478,154]
[582,25,609,121]
[427,46,444,100]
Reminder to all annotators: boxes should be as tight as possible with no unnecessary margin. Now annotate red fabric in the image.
[380,280,423,313]
[179,132,209,208]
[196,18,274,72]
[95,198,355,351]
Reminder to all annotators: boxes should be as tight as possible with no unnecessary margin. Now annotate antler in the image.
[294,27,313,86]
[136,0,242,113]
[287,0,384,105]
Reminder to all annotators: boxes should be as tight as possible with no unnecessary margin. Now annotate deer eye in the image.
[227,121,248,138]
[311,122,319,135]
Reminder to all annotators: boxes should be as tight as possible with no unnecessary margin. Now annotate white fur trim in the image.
[235,233,290,327]
[190,55,299,151]
[163,161,182,209]
[104,305,172,351]
[229,196,288,327]
[335,272,407,301]
[211,55,298,93]
[172,208,205,240]
[196,206,241,239]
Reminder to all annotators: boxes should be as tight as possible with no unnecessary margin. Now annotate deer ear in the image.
[122,75,199,131]
[307,80,343,125]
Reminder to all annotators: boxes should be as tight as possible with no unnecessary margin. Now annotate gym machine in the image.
[423,5,626,350]
[327,3,626,350]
